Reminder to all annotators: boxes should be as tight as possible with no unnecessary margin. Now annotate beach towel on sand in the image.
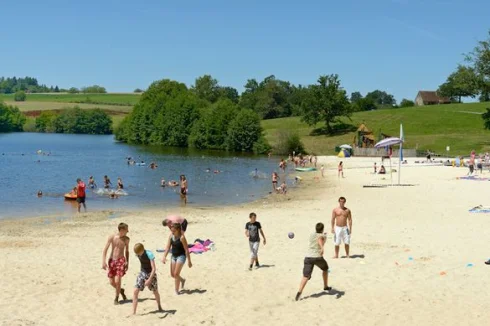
[157,239,215,254]
[469,205,490,213]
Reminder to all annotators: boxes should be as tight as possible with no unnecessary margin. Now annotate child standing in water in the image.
[179,175,188,205]
[117,177,124,190]
[104,175,112,189]
[162,223,192,295]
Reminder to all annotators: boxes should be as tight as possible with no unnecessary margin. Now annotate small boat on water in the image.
[295,167,317,172]
[64,193,77,200]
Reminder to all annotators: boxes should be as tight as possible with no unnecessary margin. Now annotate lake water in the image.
[0,133,287,220]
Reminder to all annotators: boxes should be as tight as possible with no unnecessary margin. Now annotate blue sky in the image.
[1,0,488,102]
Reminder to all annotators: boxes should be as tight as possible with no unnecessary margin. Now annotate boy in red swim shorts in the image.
[102,223,130,305]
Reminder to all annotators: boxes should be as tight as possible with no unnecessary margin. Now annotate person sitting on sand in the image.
[280,182,287,194]
[102,223,130,305]
[379,165,386,174]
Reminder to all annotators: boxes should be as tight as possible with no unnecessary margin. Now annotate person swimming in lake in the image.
[161,178,166,187]
[168,180,179,187]
[37,190,43,197]
[88,176,97,189]
[150,162,158,169]
[117,178,124,190]
[180,175,188,205]
[104,175,112,189]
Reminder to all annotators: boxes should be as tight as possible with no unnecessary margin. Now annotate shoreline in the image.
[2,156,489,325]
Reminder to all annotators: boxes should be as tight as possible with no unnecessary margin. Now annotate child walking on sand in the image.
[162,223,192,295]
[245,212,266,270]
[102,223,130,305]
[132,243,162,314]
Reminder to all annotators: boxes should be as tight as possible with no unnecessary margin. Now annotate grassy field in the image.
[0,93,141,106]
[0,93,138,130]
[262,102,490,155]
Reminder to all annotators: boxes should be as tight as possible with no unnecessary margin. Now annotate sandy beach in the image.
[1,156,490,326]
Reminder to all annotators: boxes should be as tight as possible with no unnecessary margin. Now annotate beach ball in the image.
[288,232,295,239]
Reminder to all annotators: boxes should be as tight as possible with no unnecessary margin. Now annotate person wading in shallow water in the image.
[76,178,87,213]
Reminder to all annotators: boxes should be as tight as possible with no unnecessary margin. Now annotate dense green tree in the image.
[437,65,479,103]
[399,99,415,108]
[68,87,79,94]
[189,99,239,149]
[353,97,377,111]
[37,107,112,134]
[482,108,490,129]
[239,75,296,119]
[300,74,351,134]
[116,79,199,146]
[465,30,490,101]
[0,102,26,132]
[226,109,263,152]
[365,90,396,107]
[191,75,220,103]
[54,86,60,93]
[35,111,57,132]
[81,85,107,93]
[14,91,26,101]
[350,91,363,103]
[218,86,239,104]
[133,88,144,93]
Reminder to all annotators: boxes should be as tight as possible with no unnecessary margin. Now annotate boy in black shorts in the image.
[132,243,162,314]
[295,222,331,301]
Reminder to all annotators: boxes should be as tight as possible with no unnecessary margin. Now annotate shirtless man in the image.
[102,223,130,305]
[162,215,188,234]
[331,197,352,258]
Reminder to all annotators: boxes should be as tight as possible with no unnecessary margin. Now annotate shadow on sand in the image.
[302,288,346,301]
[180,288,207,295]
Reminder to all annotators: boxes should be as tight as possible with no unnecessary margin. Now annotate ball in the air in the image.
[288,232,295,239]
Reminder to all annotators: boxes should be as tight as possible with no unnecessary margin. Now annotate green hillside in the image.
[0,93,140,106]
[262,102,490,155]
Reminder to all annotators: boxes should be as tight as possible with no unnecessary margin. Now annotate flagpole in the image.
[398,123,403,185]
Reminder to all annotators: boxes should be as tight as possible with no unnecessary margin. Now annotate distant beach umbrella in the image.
[339,144,352,149]
[374,137,403,148]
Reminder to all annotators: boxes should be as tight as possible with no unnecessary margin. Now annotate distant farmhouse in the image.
[414,91,451,106]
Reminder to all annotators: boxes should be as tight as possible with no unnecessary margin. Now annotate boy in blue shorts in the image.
[132,243,163,315]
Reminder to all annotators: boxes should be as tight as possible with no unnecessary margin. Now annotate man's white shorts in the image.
[334,226,350,245]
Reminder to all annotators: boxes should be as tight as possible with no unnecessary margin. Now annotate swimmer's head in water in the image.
[37,190,42,196]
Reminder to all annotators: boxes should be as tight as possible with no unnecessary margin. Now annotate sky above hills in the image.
[1,0,488,102]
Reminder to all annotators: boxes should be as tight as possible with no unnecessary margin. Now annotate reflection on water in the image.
[0,133,287,219]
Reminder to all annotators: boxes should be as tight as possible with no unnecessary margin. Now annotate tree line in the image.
[115,79,270,153]
[0,102,25,132]
[34,107,112,134]
[0,76,108,95]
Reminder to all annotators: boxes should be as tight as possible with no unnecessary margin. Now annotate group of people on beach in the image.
[102,215,190,314]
